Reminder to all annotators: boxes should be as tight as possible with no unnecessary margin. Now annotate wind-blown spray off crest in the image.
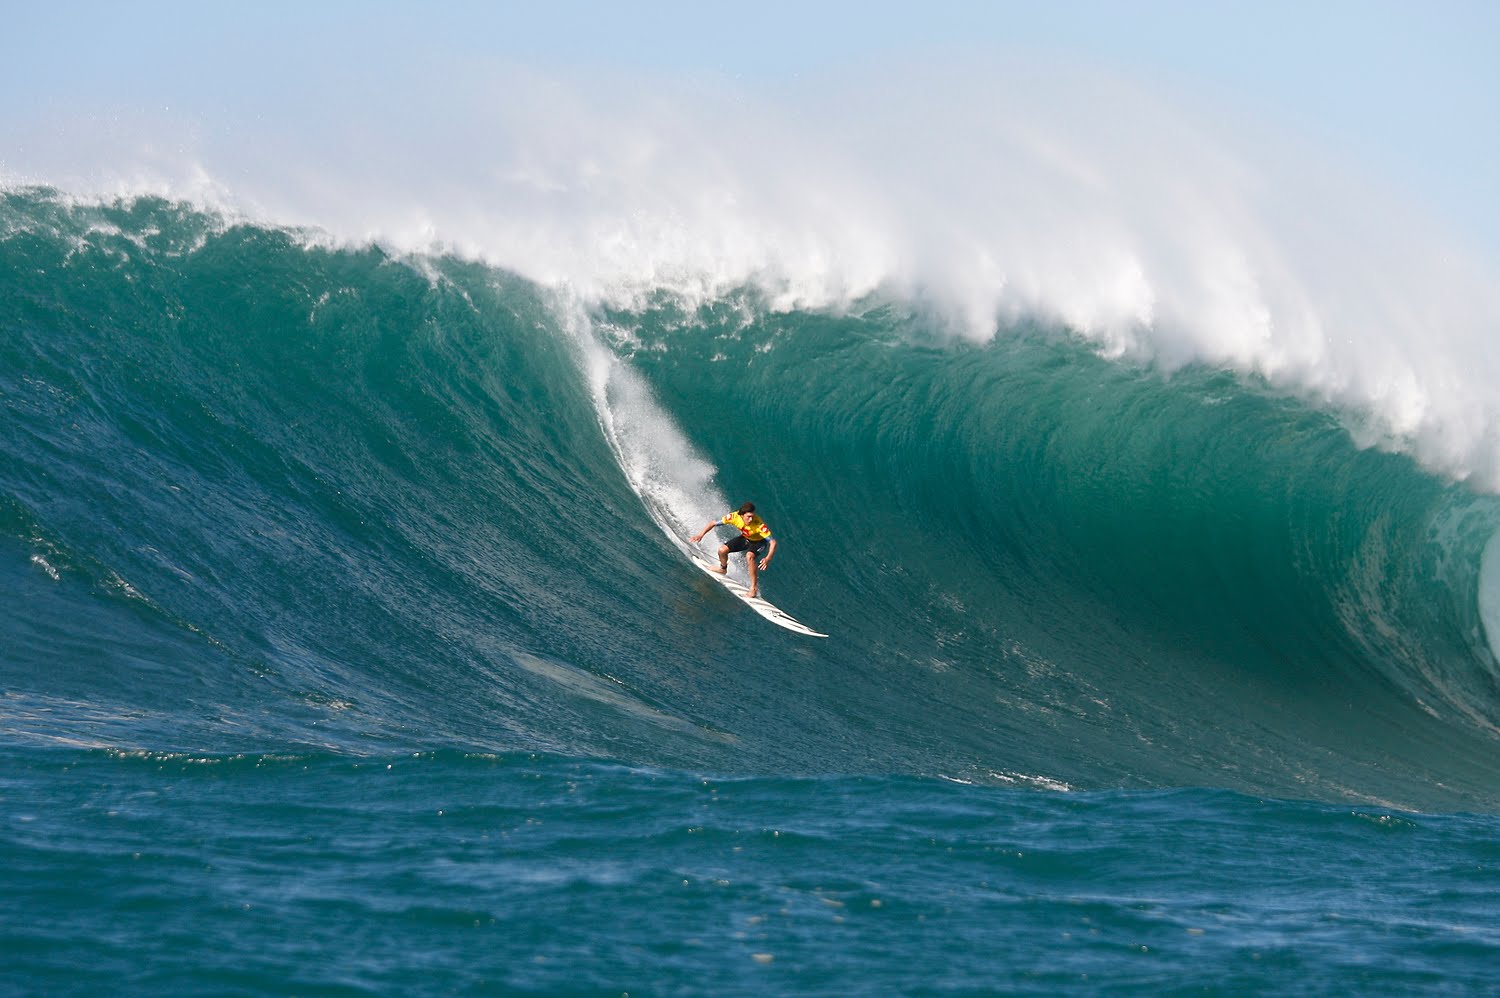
[556,291,727,543]
[5,60,1499,487]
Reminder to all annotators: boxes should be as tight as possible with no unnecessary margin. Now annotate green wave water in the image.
[4,189,1500,808]
[7,188,1500,994]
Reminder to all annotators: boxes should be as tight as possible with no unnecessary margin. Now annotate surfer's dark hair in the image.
[738,501,756,514]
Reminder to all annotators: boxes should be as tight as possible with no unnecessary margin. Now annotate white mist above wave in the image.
[6,61,1499,488]
[560,292,728,553]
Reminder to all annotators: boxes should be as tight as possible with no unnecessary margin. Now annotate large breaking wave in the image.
[3,190,1500,812]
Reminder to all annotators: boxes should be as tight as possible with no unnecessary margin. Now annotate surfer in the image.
[691,501,777,598]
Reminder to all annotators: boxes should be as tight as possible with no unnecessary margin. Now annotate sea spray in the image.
[7,61,1499,487]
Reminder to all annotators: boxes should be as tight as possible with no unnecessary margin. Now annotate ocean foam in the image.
[6,61,1498,488]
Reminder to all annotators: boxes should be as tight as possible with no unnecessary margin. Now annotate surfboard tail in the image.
[689,555,827,638]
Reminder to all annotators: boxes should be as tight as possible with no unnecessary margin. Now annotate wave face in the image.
[5,190,1500,811]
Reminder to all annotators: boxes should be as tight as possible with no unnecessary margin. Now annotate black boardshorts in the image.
[725,535,770,558]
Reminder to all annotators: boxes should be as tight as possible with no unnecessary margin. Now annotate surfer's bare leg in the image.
[713,545,729,574]
[746,551,759,597]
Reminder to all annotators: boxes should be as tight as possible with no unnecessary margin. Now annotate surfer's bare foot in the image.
[711,565,727,575]
[747,590,758,598]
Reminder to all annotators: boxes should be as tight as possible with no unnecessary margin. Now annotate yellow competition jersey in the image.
[722,512,773,542]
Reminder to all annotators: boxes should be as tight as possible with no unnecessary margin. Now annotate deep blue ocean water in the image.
[4,190,1500,993]
[8,751,1500,995]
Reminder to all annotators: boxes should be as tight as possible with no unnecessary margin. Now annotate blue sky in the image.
[4,1,1498,260]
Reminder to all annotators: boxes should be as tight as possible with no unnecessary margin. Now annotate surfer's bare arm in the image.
[760,538,777,569]
[691,521,720,544]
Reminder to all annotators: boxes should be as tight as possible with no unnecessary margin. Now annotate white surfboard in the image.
[689,554,828,638]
